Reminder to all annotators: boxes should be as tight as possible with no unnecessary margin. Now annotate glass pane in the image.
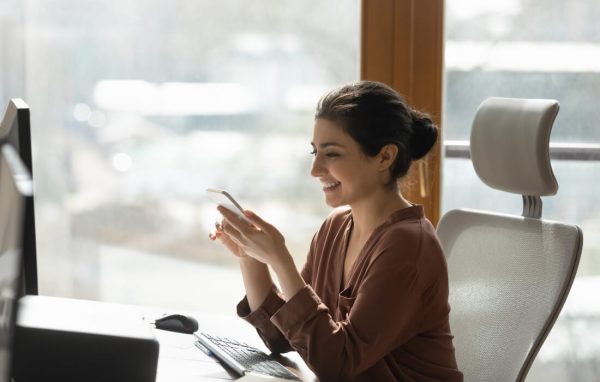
[12,0,359,313]
[444,2,600,378]
[0,1,24,102]
[444,1,600,142]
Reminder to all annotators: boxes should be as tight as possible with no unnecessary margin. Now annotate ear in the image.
[376,144,399,171]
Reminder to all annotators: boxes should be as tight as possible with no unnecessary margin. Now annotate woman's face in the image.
[310,118,382,208]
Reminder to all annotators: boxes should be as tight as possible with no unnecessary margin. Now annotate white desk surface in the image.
[143,309,317,382]
[17,296,316,382]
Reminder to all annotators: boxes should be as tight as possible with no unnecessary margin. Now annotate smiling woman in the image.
[211,81,463,381]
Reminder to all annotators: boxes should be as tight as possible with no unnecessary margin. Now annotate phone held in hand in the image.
[206,188,252,223]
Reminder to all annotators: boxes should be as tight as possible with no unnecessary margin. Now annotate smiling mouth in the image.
[321,181,341,191]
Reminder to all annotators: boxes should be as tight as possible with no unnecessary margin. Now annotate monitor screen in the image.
[0,144,32,382]
[0,99,37,295]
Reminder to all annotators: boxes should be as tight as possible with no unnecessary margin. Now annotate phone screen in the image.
[206,188,251,223]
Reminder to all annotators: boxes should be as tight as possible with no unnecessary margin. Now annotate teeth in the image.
[321,181,340,189]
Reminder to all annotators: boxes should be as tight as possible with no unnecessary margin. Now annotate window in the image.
[0,0,359,313]
[444,1,600,380]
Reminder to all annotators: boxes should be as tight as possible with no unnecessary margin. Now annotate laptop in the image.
[0,143,32,382]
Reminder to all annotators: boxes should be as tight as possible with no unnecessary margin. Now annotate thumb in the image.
[243,209,271,231]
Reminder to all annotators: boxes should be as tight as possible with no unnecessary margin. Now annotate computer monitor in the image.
[0,99,37,295]
[0,100,32,174]
[0,143,32,382]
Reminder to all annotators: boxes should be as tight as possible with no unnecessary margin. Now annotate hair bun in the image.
[409,111,438,160]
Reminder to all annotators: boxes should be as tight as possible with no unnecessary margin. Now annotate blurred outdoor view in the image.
[0,0,359,312]
[443,0,600,380]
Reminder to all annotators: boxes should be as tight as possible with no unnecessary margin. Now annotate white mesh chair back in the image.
[437,97,583,382]
[437,211,582,381]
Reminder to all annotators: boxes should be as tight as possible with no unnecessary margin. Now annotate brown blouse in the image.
[237,205,463,381]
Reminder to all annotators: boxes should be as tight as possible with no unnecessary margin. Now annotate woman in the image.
[210,81,463,381]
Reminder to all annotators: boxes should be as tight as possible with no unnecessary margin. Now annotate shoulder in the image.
[375,214,443,265]
[380,213,427,244]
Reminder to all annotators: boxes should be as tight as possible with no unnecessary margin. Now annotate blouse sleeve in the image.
[236,285,293,354]
[236,232,318,354]
[269,242,424,381]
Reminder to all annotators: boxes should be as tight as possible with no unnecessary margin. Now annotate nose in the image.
[310,155,325,178]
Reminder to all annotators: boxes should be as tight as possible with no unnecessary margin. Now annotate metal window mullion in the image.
[443,141,600,161]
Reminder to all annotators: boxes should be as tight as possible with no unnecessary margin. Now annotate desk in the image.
[15,296,316,382]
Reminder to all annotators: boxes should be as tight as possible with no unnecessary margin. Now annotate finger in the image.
[210,230,233,245]
[242,209,272,231]
[221,218,244,242]
[209,229,225,241]
[217,230,240,248]
[209,220,225,241]
[223,232,244,252]
[211,230,247,258]
[217,206,254,233]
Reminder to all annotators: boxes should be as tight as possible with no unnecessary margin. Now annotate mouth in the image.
[321,180,341,192]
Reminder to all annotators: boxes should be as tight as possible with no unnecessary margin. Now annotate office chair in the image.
[437,97,583,382]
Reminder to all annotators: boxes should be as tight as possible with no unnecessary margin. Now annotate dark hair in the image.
[315,80,437,184]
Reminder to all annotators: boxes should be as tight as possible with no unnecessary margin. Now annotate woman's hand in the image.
[209,221,247,258]
[215,206,306,301]
[210,212,276,311]
[216,206,291,268]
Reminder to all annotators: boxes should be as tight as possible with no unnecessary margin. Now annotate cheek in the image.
[348,162,380,186]
[329,163,348,179]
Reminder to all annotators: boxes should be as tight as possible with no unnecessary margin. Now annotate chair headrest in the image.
[470,97,559,196]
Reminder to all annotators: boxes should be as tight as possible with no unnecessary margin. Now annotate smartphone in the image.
[206,188,252,223]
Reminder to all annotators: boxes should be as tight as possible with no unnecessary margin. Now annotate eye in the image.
[309,149,317,156]
[325,152,340,158]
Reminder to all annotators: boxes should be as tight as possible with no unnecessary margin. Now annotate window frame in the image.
[360,0,445,224]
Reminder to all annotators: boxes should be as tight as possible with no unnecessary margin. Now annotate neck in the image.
[349,187,411,238]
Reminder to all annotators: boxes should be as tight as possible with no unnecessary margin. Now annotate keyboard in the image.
[194,332,301,380]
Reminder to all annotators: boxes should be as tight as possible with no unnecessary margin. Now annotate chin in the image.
[324,197,344,208]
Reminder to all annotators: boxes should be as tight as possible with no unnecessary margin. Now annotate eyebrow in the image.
[310,142,345,149]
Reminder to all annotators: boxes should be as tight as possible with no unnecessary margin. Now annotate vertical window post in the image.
[361,0,444,224]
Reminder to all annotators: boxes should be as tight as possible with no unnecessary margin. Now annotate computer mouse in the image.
[154,314,199,334]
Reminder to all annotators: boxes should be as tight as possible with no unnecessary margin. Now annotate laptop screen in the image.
[0,144,32,382]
